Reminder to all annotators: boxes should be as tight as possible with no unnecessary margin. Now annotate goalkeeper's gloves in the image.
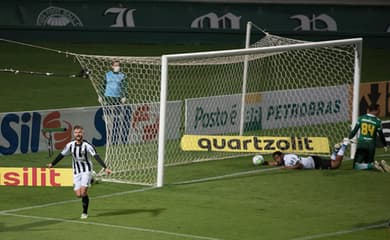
[98,96,103,104]
[121,97,127,104]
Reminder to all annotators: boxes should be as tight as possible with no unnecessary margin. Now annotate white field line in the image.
[0,167,283,214]
[376,153,390,158]
[171,166,282,185]
[0,212,223,240]
[289,222,388,240]
[0,156,387,239]
[173,154,390,186]
[0,158,356,213]
[172,157,357,186]
[0,186,156,214]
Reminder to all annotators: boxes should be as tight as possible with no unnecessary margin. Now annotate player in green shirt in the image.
[348,104,389,171]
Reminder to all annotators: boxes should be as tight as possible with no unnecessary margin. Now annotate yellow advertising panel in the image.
[181,135,329,154]
[0,167,73,187]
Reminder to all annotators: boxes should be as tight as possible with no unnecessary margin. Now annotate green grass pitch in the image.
[0,41,390,239]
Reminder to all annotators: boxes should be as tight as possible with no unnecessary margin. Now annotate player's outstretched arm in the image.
[268,161,281,166]
[348,121,360,139]
[47,153,64,168]
[94,154,112,175]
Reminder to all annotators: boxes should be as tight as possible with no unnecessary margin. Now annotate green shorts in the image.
[353,141,376,163]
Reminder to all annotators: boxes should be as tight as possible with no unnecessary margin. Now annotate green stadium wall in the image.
[0,0,389,46]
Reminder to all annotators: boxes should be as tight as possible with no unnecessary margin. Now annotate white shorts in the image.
[73,172,92,191]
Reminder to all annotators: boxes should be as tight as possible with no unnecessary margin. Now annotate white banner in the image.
[185,85,350,134]
[0,101,181,155]
[185,94,242,135]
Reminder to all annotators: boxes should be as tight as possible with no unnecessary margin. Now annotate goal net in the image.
[75,34,361,187]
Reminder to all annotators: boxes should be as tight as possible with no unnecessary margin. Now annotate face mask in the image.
[113,66,120,72]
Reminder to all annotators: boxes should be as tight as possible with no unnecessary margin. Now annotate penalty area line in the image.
[0,186,157,214]
[171,167,282,185]
[171,157,355,186]
[1,212,223,240]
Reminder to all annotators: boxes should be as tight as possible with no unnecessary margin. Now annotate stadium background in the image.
[1,1,390,240]
[1,0,389,46]
[1,0,390,155]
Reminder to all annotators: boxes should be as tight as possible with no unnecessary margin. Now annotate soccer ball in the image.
[252,154,265,166]
[91,171,101,184]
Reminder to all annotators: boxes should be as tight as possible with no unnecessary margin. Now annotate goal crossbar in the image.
[161,38,362,62]
[158,37,362,187]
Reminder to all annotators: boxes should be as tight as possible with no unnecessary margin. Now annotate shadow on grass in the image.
[0,219,60,232]
[95,208,166,217]
[320,167,388,177]
[320,169,358,176]
[353,219,390,229]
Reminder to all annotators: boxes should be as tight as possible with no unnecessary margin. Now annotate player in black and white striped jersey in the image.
[269,138,350,170]
[47,125,111,219]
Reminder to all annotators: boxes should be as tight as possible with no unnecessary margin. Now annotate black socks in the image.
[82,195,89,214]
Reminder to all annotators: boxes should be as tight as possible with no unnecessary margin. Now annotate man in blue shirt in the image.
[99,60,129,144]
[99,60,127,105]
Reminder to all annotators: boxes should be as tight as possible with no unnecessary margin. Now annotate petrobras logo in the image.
[36,6,83,27]
[185,86,350,135]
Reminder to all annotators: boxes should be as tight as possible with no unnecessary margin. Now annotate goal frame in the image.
[158,37,362,187]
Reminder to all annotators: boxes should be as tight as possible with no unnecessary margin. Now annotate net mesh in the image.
[76,55,162,185]
[76,34,357,186]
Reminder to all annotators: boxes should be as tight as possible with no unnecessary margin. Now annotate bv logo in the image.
[42,111,72,150]
[290,14,337,31]
[36,6,83,27]
[191,12,241,30]
[104,7,136,27]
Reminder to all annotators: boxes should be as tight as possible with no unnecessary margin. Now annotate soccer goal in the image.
[75,31,362,187]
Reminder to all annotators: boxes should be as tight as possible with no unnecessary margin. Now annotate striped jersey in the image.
[61,140,97,174]
[282,154,315,169]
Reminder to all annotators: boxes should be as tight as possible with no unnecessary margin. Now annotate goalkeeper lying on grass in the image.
[266,138,350,170]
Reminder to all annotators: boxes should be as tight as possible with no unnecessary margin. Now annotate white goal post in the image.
[75,33,361,187]
[158,38,362,187]
[244,21,361,159]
